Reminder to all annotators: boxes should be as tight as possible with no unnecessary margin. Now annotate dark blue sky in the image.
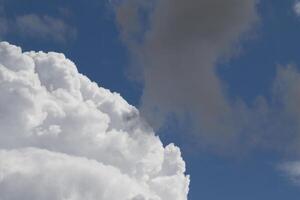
[3,0,300,199]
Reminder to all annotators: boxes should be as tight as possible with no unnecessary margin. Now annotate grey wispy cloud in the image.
[279,162,300,186]
[113,0,259,150]
[112,0,300,155]
[14,14,76,42]
[0,2,76,43]
[294,1,300,16]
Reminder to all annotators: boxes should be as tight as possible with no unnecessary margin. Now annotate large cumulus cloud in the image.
[0,42,189,200]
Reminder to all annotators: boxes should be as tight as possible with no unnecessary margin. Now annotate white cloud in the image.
[294,1,300,16]
[0,42,189,200]
[279,162,300,185]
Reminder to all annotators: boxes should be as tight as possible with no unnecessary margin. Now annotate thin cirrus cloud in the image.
[294,1,300,16]
[14,14,77,42]
[0,1,76,43]
[0,42,189,199]
[279,162,300,186]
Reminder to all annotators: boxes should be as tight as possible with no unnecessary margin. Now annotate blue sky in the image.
[3,0,300,199]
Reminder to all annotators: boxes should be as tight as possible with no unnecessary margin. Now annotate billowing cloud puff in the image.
[0,42,189,200]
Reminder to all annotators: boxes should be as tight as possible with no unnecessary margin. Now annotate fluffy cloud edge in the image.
[0,41,189,200]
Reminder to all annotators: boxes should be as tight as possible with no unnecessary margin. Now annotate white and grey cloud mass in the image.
[113,0,259,148]
[112,0,300,158]
[0,42,189,200]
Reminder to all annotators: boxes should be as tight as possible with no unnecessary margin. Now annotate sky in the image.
[1,0,300,199]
